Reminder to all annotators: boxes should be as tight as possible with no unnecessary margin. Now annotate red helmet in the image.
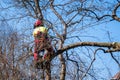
[34,20,42,27]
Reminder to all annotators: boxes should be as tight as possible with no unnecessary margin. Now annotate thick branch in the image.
[29,42,120,60]
[34,0,43,20]
[53,42,120,58]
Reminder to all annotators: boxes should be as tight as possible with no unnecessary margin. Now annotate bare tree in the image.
[0,0,120,80]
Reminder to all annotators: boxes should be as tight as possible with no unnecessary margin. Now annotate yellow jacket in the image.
[33,26,47,37]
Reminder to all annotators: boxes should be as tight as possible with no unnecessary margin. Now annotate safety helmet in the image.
[34,20,42,28]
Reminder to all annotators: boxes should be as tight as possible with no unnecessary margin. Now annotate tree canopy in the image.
[0,0,120,80]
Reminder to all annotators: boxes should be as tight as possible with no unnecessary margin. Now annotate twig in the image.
[80,48,105,80]
[65,51,79,80]
[110,52,120,68]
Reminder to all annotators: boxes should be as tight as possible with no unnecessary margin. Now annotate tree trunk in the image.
[45,62,51,80]
[59,54,66,80]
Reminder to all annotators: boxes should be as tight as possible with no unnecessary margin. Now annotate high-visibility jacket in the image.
[33,26,47,37]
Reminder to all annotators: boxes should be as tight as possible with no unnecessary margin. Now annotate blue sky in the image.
[86,20,120,79]
[0,0,120,79]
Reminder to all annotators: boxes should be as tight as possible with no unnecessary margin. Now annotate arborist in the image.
[33,19,53,64]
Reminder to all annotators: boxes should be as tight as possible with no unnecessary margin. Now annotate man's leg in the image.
[34,39,39,61]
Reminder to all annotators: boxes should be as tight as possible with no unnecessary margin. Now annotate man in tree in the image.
[33,19,53,68]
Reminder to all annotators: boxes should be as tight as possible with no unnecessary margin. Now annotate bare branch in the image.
[82,8,111,21]
[50,0,67,40]
[110,53,120,67]
[81,48,105,80]
[34,0,43,20]
[52,42,120,59]
[57,42,117,53]
[65,51,79,80]
[112,2,120,21]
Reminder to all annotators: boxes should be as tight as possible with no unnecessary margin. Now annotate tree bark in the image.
[45,62,51,80]
[34,0,43,20]
[59,54,66,80]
